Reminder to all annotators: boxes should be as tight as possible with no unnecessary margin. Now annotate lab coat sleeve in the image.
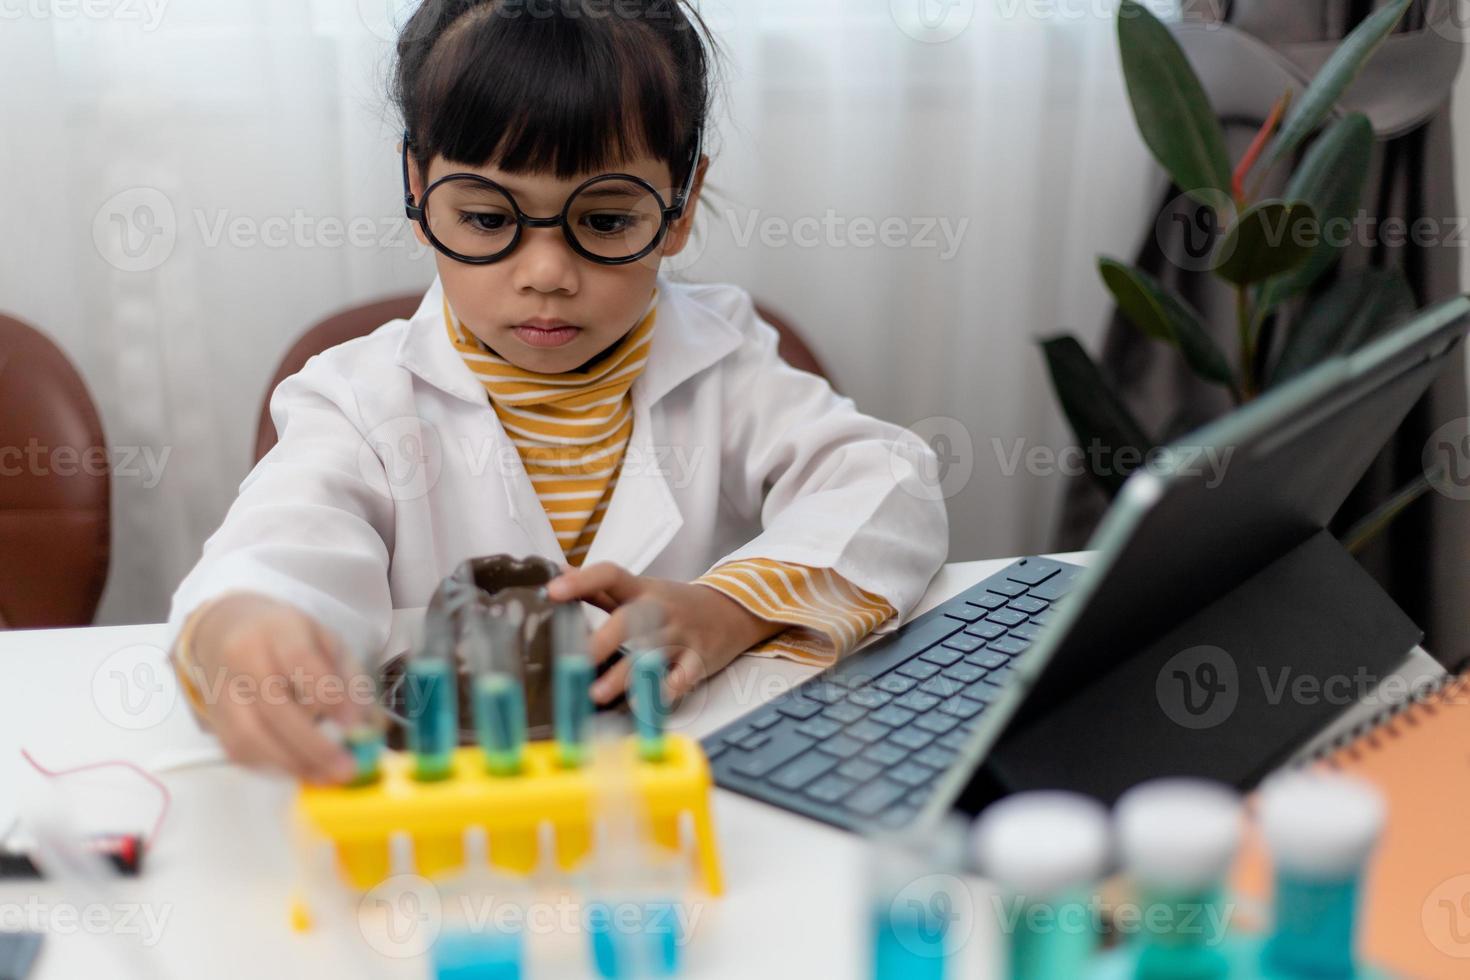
[163,354,396,661]
[701,292,950,631]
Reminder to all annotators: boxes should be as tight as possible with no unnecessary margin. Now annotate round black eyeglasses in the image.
[401,129,702,266]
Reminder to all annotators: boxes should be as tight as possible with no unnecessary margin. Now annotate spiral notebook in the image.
[1232,670,1470,979]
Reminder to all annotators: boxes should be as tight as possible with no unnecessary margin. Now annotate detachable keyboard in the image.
[700,557,1083,832]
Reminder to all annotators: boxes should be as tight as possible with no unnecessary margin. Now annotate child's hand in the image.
[545,563,785,705]
[183,592,360,784]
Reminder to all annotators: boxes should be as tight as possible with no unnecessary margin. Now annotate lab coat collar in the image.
[393,275,745,411]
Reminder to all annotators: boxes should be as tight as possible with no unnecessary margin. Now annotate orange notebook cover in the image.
[1232,671,1470,979]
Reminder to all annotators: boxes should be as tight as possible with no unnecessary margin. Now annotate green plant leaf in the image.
[1117,0,1232,202]
[1264,0,1409,167]
[1258,113,1374,311]
[1099,258,1236,389]
[1268,268,1416,386]
[1213,200,1318,285]
[1040,335,1154,496]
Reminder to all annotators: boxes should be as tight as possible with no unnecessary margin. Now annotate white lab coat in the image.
[166,277,950,663]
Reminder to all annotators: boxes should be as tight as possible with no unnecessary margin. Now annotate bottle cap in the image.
[973,791,1110,897]
[1258,771,1385,879]
[1115,779,1243,893]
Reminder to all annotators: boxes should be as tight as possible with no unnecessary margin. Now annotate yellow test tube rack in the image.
[294,733,724,896]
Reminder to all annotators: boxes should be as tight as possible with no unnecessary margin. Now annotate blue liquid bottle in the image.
[973,792,1111,980]
[867,819,969,980]
[407,613,459,781]
[1254,772,1393,980]
[431,827,527,980]
[1089,779,1254,980]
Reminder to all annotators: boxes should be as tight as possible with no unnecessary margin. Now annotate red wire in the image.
[18,748,171,845]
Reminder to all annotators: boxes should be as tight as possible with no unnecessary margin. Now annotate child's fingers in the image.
[591,653,633,705]
[663,648,710,703]
[309,622,369,727]
[546,562,642,605]
[586,605,632,667]
[264,642,358,783]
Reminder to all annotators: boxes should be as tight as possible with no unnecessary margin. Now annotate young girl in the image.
[166,0,948,784]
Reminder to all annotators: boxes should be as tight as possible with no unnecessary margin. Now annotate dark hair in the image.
[393,0,716,184]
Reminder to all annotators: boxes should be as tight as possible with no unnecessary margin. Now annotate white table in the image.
[0,554,1443,980]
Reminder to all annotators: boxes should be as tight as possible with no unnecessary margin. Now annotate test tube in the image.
[432,827,527,980]
[463,610,528,776]
[1256,772,1387,979]
[585,716,687,979]
[972,792,1109,980]
[1103,779,1248,980]
[866,821,969,980]
[553,603,594,768]
[407,616,459,781]
[332,644,387,787]
[624,600,668,762]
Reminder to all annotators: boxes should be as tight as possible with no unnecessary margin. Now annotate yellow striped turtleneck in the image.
[445,295,896,664]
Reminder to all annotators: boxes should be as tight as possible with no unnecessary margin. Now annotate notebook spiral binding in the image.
[1298,670,1470,768]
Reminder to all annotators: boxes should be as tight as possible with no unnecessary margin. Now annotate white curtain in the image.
[0,0,1161,626]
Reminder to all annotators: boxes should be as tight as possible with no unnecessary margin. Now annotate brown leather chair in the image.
[254,293,832,463]
[0,314,111,628]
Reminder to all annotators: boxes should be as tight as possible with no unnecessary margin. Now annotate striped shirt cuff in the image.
[694,558,897,666]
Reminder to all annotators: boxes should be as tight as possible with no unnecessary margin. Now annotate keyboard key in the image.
[990,636,1030,655]
[847,720,891,744]
[919,646,964,667]
[837,759,883,782]
[964,621,1007,640]
[967,679,1006,702]
[848,688,892,710]
[803,683,847,704]
[822,702,867,725]
[818,734,866,759]
[989,579,1028,597]
[1010,622,1044,641]
[888,727,936,751]
[720,725,754,746]
[844,779,908,816]
[795,717,843,740]
[877,806,917,829]
[985,666,1019,687]
[943,663,985,684]
[896,661,941,681]
[1009,596,1048,615]
[769,751,839,791]
[1030,611,1052,626]
[888,761,936,788]
[987,608,1028,627]
[941,634,985,654]
[939,696,984,720]
[875,674,917,695]
[943,606,985,624]
[830,671,876,689]
[729,736,815,778]
[776,698,823,720]
[919,676,965,698]
[705,740,729,760]
[894,690,941,713]
[914,712,959,735]
[806,775,857,804]
[968,593,1009,610]
[968,652,1011,670]
[937,730,972,751]
[906,786,933,808]
[1030,578,1071,602]
[736,731,772,751]
[1007,562,1060,586]
[864,742,908,767]
[870,705,917,728]
[748,709,782,729]
[915,747,958,770]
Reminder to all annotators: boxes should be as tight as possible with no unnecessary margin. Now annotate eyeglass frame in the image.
[401,127,703,266]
